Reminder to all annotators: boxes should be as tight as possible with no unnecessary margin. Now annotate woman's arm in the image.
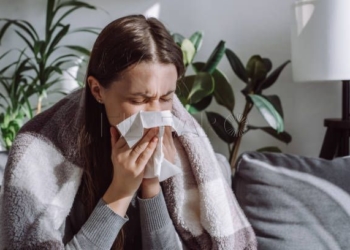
[135,126,183,249]
[64,198,128,250]
[138,178,183,250]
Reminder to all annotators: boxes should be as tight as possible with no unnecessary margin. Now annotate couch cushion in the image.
[233,151,350,250]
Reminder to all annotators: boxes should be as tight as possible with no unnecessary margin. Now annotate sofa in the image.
[233,151,350,250]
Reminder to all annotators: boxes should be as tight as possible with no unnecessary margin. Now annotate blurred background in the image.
[0,0,342,160]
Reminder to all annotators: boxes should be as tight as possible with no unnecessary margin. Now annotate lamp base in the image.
[319,119,350,159]
[319,80,350,159]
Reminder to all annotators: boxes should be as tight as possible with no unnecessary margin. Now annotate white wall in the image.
[0,0,342,158]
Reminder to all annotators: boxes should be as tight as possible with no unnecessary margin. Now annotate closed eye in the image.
[130,99,146,104]
[161,98,172,102]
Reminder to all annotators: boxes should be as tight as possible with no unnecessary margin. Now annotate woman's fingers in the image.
[136,136,158,167]
[130,127,159,160]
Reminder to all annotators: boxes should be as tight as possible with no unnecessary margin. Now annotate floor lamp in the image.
[291,0,350,159]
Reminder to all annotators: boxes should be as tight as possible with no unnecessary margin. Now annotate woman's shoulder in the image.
[19,89,84,135]
[12,88,85,165]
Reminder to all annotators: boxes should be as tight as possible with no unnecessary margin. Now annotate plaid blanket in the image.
[0,88,256,249]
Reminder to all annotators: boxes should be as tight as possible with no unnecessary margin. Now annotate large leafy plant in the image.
[0,0,97,114]
[173,32,228,114]
[173,32,292,170]
[0,50,35,150]
[0,0,98,150]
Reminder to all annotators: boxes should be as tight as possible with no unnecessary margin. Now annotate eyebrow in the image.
[129,89,176,98]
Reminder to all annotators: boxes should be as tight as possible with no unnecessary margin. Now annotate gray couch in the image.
[233,152,350,250]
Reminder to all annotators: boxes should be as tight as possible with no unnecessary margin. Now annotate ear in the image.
[87,76,104,104]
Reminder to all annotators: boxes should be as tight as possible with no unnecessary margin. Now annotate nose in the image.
[145,100,162,112]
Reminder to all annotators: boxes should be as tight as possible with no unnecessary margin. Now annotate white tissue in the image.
[116,110,184,181]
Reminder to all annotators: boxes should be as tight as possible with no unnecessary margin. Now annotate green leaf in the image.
[225,48,248,83]
[46,0,55,35]
[17,20,39,40]
[3,112,10,127]
[262,95,284,118]
[188,72,214,104]
[206,111,235,143]
[201,40,226,74]
[212,69,235,111]
[22,99,33,119]
[69,27,100,35]
[52,59,72,68]
[34,40,45,56]
[0,19,38,44]
[248,94,284,133]
[181,39,196,66]
[176,75,195,105]
[0,92,10,107]
[50,54,81,65]
[172,33,185,46]
[248,125,292,144]
[14,31,34,51]
[257,146,282,153]
[189,31,203,51]
[192,62,205,73]
[259,60,290,91]
[0,61,17,75]
[0,49,12,61]
[48,24,70,54]
[51,7,87,36]
[246,55,268,83]
[64,45,91,56]
[186,95,212,114]
[0,21,12,44]
[4,137,12,150]
[52,3,96,30]
[56,1,96,11]
[263,58,272,73]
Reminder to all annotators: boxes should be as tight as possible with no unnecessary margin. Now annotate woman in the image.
[0,15,256,249]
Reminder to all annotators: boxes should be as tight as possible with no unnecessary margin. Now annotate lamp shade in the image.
[291,0,350,82]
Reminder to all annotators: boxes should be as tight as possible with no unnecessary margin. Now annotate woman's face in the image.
[88,62,178,127]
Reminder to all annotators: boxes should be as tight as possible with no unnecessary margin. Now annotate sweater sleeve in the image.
[64,198,128,250]
[137,189,183,250]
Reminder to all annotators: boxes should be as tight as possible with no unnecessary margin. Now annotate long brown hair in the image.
[79,15,184,249]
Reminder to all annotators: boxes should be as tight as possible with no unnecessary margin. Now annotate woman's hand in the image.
[103,126,159,216]
[140,126,177,199]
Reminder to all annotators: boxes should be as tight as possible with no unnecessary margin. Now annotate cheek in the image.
[162,100,173,110]
[105,101,145,125]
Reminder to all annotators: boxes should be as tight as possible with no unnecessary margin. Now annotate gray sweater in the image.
[61,187,181,250]
[59,136,186,250]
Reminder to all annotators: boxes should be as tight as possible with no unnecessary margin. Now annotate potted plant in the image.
[0,49,35,169]
[0,0,98,153]
[174,32,291,171]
